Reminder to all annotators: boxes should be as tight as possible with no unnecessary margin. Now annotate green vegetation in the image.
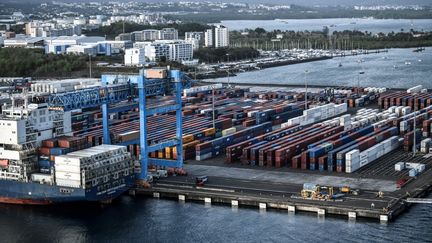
[0,48,139,78]
[83,22,211,39]
[230,28,432,50]
[9,24,26,34]
[194,47,260,64]
[0,48,87,77]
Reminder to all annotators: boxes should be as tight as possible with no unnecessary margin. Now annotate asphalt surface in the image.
[154,167,399,211]
[182,164,398,192]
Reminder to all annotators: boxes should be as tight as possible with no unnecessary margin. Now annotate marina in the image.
[194,49,388,80]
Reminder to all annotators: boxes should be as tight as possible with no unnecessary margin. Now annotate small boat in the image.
[413,47,425,52]
[418,59,422,62]
[405,61,412,65]
[338,62,343,67]
[393,65,398,69]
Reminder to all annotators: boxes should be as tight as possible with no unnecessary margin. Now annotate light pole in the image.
[413,92,418,157]
[89,54,92,78]
[226,53,230,88]
[212,85,215,129]
[356,59,364,95]
[304,69,309,110]
[358,71,365,95]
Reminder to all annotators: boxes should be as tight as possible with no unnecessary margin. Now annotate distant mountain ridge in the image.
[8,0,432,6]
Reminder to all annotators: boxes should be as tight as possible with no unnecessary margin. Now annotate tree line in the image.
[83,22,211,40]
[0,48,88,77]
[229,28,432,50]
[194,47,260,64]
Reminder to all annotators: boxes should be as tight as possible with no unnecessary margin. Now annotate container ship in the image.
[0,97,135,205]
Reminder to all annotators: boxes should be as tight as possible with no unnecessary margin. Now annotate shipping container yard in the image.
[129,83,432,222]
[1,71,431,221]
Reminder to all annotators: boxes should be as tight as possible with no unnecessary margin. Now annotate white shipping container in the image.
[55,164,82,173]
[395,162,405,171]
[421,138,431,147]
[222,127,236,136]
[55,178,81,188]
[401,107,412,115]
[196,152,212,161]
[407,85,422,94]
[55,171,81,181]
[360,158,369,167]
[416,164,426,173]
[55,155,84,166]
[31,173,53,184]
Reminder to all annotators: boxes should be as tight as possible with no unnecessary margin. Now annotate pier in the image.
[133,150,432,222]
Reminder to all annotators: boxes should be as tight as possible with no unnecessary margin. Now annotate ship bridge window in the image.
[60,188,73,194]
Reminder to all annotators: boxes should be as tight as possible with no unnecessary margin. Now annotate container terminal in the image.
[0,68,431,221]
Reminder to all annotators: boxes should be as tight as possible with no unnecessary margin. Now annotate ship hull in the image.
[0,175,135,205]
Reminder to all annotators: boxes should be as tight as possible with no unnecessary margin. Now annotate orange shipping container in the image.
[183,140,199,149]
[145,68,167,79]
[0,160,8,168]
[39,147,51,156]
[203,128,216,137]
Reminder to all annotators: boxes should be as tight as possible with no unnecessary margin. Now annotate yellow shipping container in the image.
[182,134,194,143]
[203,128,216,137]
[183,140,199,148]
[165,147,172,159]
[158,150,164,159]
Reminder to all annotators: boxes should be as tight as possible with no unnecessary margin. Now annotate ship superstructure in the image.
[0,95,134,204]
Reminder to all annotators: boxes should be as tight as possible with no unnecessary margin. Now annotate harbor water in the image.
[0,195,430,242]
[206,48,432,89]
[220,18,432,33]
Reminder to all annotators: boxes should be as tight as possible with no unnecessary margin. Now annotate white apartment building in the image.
[142,29,159,41]
[124,48,146,66]
[130,28,179,42]
[73,17,87,26]
[166,41,193,62]
[158,28,178,40]
[205,25,229,48]
[185,32,204,50]
[144,43,170,62]
[131,40,193,63]
[150,40,193,62]
[25,21,81,37]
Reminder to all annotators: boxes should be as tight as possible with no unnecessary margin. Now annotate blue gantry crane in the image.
[48,69,194,180]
